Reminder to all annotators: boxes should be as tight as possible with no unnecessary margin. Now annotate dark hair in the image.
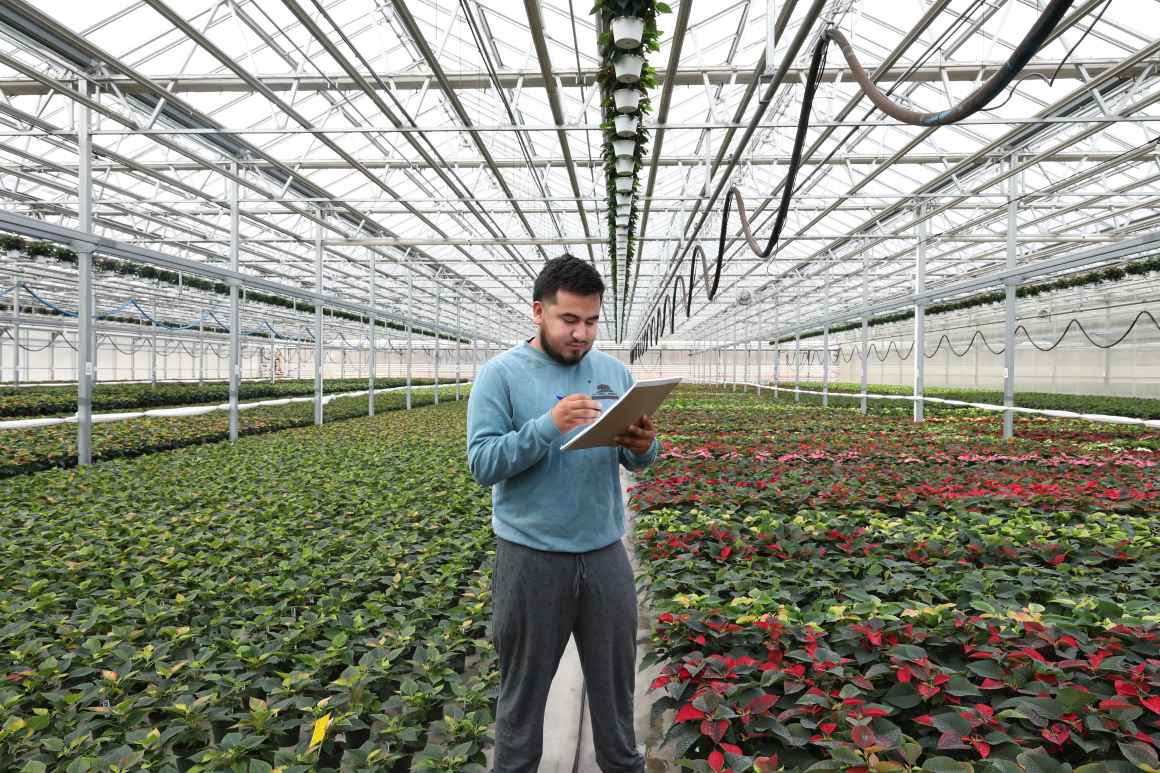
[533,254,605,303]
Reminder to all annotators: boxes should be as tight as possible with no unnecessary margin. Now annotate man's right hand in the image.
[551,394,602,433]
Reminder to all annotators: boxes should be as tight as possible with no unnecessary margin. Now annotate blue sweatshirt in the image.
[466,340,660,553]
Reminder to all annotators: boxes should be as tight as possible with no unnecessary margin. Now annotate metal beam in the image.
[0,60,1145,96]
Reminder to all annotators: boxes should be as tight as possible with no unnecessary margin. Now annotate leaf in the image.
[308,712,332,753]
[919,757,973,773]
[1119,740,1160,770]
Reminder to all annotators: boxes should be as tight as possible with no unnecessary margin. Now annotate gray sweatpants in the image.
[490,535,644,773]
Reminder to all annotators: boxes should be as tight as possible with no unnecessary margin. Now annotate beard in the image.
[540,333,589,366]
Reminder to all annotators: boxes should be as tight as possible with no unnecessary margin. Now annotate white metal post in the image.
[11,269,19,385]
[455,288,462,400]
[406,258,413,410]
[861,254,869,414]
[314,212,324,426]
[198,310,205,384]
[369,248,376,416]
[914,208,927,423]
[228,163,241,441]
[75,78,94,465]
[793,332,801,402]
[434,277,441,406]
[151,280,158,387]
[1003,160,1019,440]
[822,323,830,407]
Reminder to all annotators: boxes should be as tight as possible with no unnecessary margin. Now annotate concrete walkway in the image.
[485,470,673,773]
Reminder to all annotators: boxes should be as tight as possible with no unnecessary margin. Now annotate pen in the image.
[555,393,566,401]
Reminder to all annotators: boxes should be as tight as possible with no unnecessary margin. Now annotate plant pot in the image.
[615,177,634,193]
[614,114,639,138]
[613,53,645,84]
[617,208,632,220]
[616,193,632,207]
[613,88,641,114]
[611,139,636,158]
[615,157,635,175]
[611,16,646,49]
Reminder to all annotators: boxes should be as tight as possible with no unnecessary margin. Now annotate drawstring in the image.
[572,553,588,598]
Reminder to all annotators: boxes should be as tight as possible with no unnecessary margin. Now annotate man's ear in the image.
[532,300,544,326]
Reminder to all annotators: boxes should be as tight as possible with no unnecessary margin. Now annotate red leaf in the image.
[745,694,777,715]
[721,742,743,755]
[819,722,837,736]
[970,738,992,759]
[754,756,779,773]
[897,666,913,683]
[650,675,669,690]
[701,719,729,744]
[1142,696,1160,716]
[675,703,705,723]
[708,749,725,772]
[852,724,877,749]
[1042,723,1070,746]
[1100,697,1134,711]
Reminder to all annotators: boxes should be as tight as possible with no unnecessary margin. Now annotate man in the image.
[466,254,659,773]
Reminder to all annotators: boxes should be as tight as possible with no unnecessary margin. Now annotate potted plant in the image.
[611,15,646,48]
[615,157,635,175]
[613,53,645,83]
[616,192,633,206]
[615,176,634,193]
[613,87,641,113]
[611,139,636,158]
[614,114,639,137]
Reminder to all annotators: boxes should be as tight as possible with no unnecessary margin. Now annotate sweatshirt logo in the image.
[592,384,619,401]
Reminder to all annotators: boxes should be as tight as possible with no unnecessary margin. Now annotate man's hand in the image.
[615,414,656,455]
[551,394,602,433]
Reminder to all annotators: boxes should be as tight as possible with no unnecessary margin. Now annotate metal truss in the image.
[0,0,1156,352]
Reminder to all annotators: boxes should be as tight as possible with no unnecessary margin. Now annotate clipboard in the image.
[560,377,681,452]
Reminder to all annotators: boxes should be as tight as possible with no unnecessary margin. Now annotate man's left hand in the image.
[615,414,656,455]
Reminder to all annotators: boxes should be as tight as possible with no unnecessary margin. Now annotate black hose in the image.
[825,0,1075,126]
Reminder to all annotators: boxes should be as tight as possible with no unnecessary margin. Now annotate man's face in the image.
[533,289,601,365]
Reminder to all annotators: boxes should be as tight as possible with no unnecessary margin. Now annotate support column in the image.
[860,255,869,415]
[198,310,205,384]
[914,208,927,423]
[76,79,94,465]
[1003,160,1019,440]
[368,248,376,416]
[434,279,441,406]
[406,257,413,410]
[228,163,241,442]
[455,288,462,400]
[12,270,19,385]
[743,324,750,391]
[822,323,830,407]
[314,212,324,426]
[150,282,158,387]
[793,332,801,402]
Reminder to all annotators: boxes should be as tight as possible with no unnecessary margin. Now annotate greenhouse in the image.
[0,0,1158,770]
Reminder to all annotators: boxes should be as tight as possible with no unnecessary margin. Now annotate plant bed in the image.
[631,388,1160,772]
[0,401,497,771]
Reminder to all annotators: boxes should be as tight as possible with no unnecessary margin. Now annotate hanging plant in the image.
[593,0,670,337]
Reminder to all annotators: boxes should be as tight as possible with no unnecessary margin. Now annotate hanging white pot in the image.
[615,157,635,175]
[611,139,636,158]
[615,176,634,193]
[617,208,631,221]
[613,53,645,84]
[613,88,641,114]
[616,192,633,206]
[611,16,645,49]
[614,114,639,138]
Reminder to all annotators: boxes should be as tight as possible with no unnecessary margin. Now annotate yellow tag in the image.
[308,713,332,752]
